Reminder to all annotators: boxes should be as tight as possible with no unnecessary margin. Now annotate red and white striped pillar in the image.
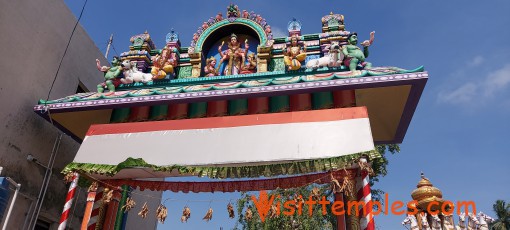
[58,172,79,230]
[87,189,104,230]
[80,184,102,230]
[357,157,375,230]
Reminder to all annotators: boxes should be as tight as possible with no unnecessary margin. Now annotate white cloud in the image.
[271,26,287,38]
[468,56,484,67]
[437,64,510,106]
[438,83,478,104]
[484,64,510,97]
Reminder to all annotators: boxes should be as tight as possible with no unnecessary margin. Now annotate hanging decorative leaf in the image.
[203,207,213,222]
[181,206,191,223]
[358,159,375,176]
[269,204,278,219]
[138,202,149,219]
[341,177,355,197]
[103,188,114,203]
[227,203,235,219]
[156,204,168,223]
[293,194,304,209]
[63,172,75,183]
[311,187,321,201]
[88,182,98,192]
[330,176,342,194]
[245,207,253,221]
[122,197,136,212]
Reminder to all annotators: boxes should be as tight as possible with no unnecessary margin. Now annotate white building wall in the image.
[0,0,106,229]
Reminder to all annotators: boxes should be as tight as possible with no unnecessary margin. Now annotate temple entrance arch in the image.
[200,24,260,76]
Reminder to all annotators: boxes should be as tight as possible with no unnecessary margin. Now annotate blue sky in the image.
[64,0,510,229]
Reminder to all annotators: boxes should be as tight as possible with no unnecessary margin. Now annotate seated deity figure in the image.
[96,56,122,93]
[240,53,257,74]
[151,47,175,79]
[342,31,374,72]
[283,34,307,71]
[204,56,219,77]
[217,33,248,75]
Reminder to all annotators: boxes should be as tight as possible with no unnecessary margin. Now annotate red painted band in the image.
[86,107,368,136]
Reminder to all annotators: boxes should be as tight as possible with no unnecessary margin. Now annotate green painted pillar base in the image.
[110,108,130,123]
[270,95,290,113]
[114,185,129,230]
[189,102,208,118]
[229,99,248,116]
[149,105,168,120]
[312,91,334,110]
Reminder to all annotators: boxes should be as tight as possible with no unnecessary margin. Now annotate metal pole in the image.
[28,134,62,230]
[2,177,21,230]
[105,34,113,59]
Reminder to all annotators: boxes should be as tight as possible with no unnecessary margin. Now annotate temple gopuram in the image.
[34,5,427,230]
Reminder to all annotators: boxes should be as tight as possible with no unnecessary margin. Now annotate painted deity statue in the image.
[217,33,248,75]
[96,56,123,93]
[204,56,219,77]
[240,53,257,74]
[151,47,175,79]
[342,31,375,72]
[283,35,307,71]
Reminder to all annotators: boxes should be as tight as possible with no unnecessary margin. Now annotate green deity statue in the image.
[342,31,374,72]
[96,56,123,93]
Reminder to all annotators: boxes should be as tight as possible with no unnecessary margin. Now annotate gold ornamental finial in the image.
[411,172,445,211]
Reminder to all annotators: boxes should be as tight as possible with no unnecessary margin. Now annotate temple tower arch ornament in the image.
[188,4,273,77]
[193,19,268,53]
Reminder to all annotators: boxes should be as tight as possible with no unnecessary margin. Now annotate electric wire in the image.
[44,0,89,105]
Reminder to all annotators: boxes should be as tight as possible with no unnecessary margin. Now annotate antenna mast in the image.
[105,34,114,58]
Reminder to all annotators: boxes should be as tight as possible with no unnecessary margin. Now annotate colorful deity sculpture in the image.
[204,56,219,77]
[283,35,307,71]
[96,56,123,93]
[217,33,248,75]
[342,31,375,72]
[215,13,223,22]
[151,47,175,79]
[242,10,249,18]
[240,53,257,74]
[227,4,240,18]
